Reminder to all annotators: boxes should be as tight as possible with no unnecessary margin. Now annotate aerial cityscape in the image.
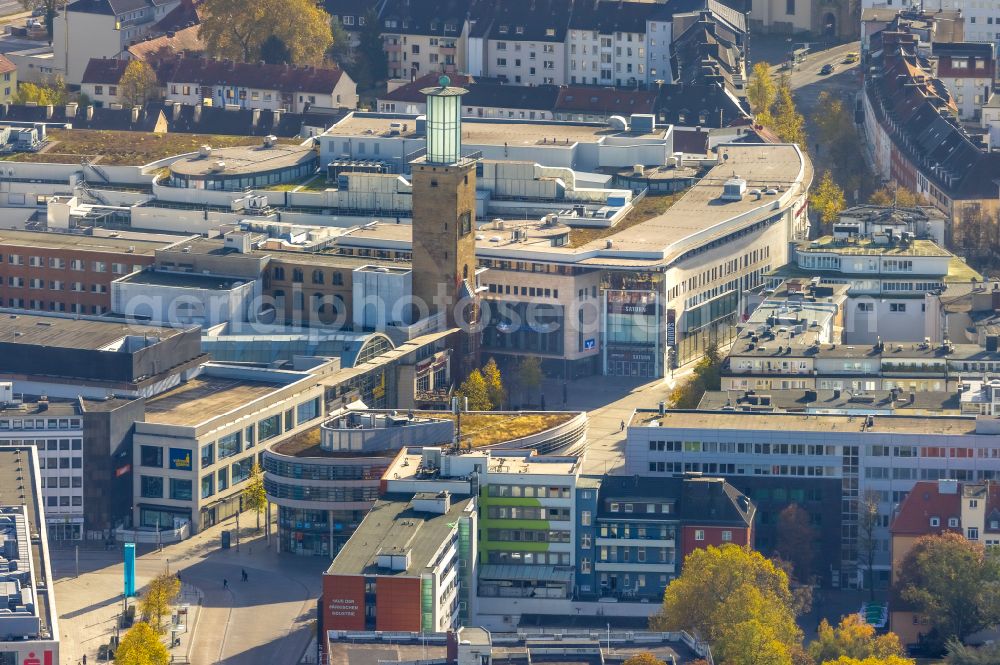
[0,0,997,663]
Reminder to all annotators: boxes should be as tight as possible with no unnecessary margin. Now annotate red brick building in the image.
[0,229,188,315]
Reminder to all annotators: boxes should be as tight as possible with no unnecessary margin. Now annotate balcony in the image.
[385,42,402,53]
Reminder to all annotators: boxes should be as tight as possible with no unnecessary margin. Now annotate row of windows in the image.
[487,485,571,499]
[486,506,570,521]
[6,278,109,292]
[648,440,835,456]
[597,524,676,540]
[43,475,83,488]
[486,528,571,543]
[262,480,380,503]
[2,300,106,315]
[0,255,140,273]
[264,458,389,481]
[485,283,560,299]
[487,551,570,566]
[271,267,345,285]
[46,494,82,508]
[598,546,675,563]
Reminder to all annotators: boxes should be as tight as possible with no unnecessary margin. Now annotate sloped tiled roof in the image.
[157,57,347,94]
[555,86,656,114]
[81,58,130,85]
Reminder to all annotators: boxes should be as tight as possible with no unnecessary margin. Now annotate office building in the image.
[0,446,59,665]
[626,409,1000,588]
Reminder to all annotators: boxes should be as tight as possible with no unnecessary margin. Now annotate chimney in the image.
[86,105,94,121]
[45,104,54,119]
[131,105,140,124]
[251,107,261,128]
[194,103,202,123]
[65,102,78,117]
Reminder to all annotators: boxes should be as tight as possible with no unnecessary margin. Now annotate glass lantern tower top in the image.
[421,75,467,165]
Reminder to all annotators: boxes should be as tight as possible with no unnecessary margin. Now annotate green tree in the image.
[810,614,908,664]
[775,504,816,583]
[773,80,805,145]
[14,76,68,106]
[329,17,353,66]
[119,60,159,107]
[517,356,543,406]
[138,573,180,635]
[667,342,722,409]
[457,368,491,411]
[812,171,846,229]
[945,638,1000,665]
[747,61,777,117]
[115,622,169,665]
[199,0,333,64]
[868,185,925,208]
[259,34,292,65]
[482,357,505,410]
[356,8,387,88]
[650,545,802,665]
[895,532,1000,645]
[622,653,667,665]
[242,461,267,530]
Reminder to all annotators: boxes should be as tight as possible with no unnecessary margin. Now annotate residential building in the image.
[325,0,382,49]
[141,56,358,112]
[0,446,59,665]
[320,491,476,640]
[626,409,1000,588]
[467,0,571,86]
[930,42,996,121]
[0,228,190,316]
[574,474,753,602]
[670,8,748,96]
[933,0,1000,45]
[861,29,1000,248]
[565,0,673,87]
[889,479,1000,646]
[380,0,471,79]
[54,0,183,85]
[0,55,16,104]
[80,58,132,107]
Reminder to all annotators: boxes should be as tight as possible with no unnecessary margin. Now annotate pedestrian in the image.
[242,568,248,582]
[223,578,228,589]
[83,655,87,665]
[619,419,625,432]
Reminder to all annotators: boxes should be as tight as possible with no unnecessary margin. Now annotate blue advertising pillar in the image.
[123,542,136,598]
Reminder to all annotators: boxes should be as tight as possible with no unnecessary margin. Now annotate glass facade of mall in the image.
[603,289,662,377]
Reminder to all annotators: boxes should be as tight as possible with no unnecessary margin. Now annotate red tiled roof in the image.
[82,58,130,85]
[128,24,204,62]
[890,480,962,536]
[157,56,347,94]
[0,54,15,75]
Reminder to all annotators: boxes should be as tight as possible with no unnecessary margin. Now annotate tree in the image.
[775,504,816,583]
[115,621,169,665]
[456,368,491,411]
[810,614,908,665]
[857,489,881,600]
[137,573,179,635]
[821,658,914,665]
[356,8,387,88]
[482,357,506,410]
[773,79,805,145]
[747,62,777,117]
[812,171,846,230]
[895,532,1000,645]
[14,76,68,106]
[242,462,267,530]
[119,61,159,107]
[329,18,353,66]
[668,341,722,409]
[650,545,802,665]
[517,356,543,406]
[199,0,333,65]
[623,653,667,665]
[259,34,292,65]
[868,185,925,208]
[945,638,1000,665]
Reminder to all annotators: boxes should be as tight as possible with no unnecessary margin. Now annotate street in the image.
[51,523,327,665]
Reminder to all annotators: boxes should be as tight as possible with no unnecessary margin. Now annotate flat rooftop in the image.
[0,312,182,350]
[644,410,980,436]
[799,236,952,257]
[326,115,667,146]
[270,427,403,459]
[0,228,184,254]
[169,142,316,177]
[143,376,279,426]
[326,492,473,576]
[118,270,248,289]
[697,388,962,414]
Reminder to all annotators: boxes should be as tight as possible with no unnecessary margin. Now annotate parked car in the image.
[31,6,45,16]
[820,64,835,75]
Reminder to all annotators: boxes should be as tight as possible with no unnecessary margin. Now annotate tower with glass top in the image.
[410,76,478,336]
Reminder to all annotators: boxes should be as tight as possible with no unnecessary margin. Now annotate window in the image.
[258,414,281,442]
[201,443,214,467]
[169,478,192,501]
[722,530,732,542]
[218,432,242,459]
[890,303,907,313]
[296,398,320,424]
[311,270,324,284]
[695,529,705,541]
[217,466,229,491]
[140,445,163,468]
[201,474,214,499]
[581,510,591,525]
[948,517,959,527]
[786,0,794,13]
[968,527,980,540]
[140,475,163,498]
[231,457,253,483]
[930,517,940,527]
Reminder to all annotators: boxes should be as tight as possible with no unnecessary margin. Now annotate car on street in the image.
[843,52,859,64]
[31,7,45,16]
[820,64,835,75]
